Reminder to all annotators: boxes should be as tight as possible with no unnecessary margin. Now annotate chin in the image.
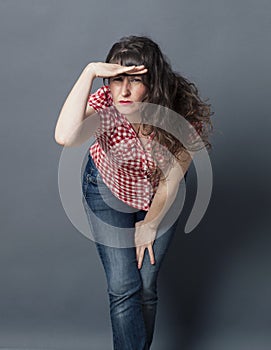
[115,103,141,115]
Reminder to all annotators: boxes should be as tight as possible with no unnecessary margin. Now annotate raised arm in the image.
[54,63,147,146]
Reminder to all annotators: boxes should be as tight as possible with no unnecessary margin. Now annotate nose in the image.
[121,77,131,97]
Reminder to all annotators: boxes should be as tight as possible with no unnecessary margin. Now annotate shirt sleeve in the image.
[88,85,113,111]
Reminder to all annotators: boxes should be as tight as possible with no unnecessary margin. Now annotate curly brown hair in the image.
[104,35,213,179]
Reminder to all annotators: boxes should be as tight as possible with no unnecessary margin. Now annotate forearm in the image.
[143,177,180,230]
[54,63,148,146]
[143,151,193,229]
[54,64,95,145]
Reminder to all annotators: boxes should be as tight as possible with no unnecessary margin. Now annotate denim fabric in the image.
[81,154,185,350]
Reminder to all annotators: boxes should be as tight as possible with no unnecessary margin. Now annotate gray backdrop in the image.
[1,0,270,349]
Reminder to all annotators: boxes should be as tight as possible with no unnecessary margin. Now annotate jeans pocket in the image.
[87,171,98,185]
[83,167,103,198]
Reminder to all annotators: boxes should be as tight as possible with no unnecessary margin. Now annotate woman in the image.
[55,35,212,350]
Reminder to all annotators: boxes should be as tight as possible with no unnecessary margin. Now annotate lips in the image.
[119,100,133,104]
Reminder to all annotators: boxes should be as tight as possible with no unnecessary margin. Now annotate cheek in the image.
[109,84,119,100]
[109,83,115,93]
[137,86,148,100]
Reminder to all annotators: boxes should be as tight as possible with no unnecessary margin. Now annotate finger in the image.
[121,65,137,71]
[136,245,140,257]
[137,247,146,269]
[136,246,141,263]
[123,65,147,74]
[148,245,155,265]
[132,65,146,70]
[128,68,148,75]
[137,249,143,269]
[112,65,136,75]
[129,65,147,71]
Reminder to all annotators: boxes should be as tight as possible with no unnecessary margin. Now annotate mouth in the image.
[119,100,133,105]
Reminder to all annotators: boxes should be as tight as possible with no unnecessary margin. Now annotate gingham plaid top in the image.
[88,85,164,210]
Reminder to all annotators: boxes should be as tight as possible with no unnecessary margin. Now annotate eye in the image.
[111,76,123,82]
[130,76,143,83]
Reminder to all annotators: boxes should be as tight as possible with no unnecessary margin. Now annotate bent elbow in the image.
[54,132,66,146]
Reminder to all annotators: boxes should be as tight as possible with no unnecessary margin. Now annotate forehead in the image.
[110,51,144,65]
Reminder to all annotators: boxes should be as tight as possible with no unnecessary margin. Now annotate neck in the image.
[123,109,142,123]
[131,122,141,135]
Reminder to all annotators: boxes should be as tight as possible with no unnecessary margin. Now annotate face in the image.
[109,75,148,116]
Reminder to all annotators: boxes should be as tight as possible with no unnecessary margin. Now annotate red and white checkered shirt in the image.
[88,85,166,210]
[87,85,203,210]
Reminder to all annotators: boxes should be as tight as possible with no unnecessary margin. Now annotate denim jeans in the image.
[81,154,185,350]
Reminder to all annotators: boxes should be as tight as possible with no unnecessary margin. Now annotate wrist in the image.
[85,63,97,80]
[142,218,159,231]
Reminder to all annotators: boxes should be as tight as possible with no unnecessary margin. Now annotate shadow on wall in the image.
[159,171,271,350]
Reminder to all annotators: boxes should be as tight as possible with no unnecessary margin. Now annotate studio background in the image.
[0,0,270,349]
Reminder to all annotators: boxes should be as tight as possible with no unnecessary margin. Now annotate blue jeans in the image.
[81,154,185,350]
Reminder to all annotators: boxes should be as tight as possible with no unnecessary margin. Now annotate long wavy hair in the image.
[103,35,213,180]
